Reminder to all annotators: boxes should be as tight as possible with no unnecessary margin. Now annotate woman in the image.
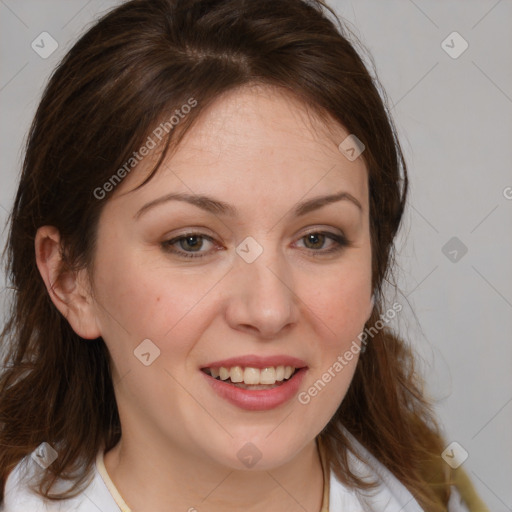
[0,0,489,510]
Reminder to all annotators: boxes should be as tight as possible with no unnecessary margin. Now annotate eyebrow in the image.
[134,190,362,220]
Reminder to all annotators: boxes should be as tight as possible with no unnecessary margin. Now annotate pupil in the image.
[181,236,202,251]
[305,233,324,249]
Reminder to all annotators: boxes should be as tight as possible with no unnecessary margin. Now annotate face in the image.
[85,85,372,470]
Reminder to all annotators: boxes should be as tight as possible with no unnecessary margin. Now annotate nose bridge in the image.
[225,238,299,337]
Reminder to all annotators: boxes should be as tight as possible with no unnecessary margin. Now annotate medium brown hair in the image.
[1,0,449,509]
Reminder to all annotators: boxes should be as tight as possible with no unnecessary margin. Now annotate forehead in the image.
[174,85,353,164]
[111,84,368,212]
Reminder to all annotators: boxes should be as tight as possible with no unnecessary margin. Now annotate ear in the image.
[35,226,101,340]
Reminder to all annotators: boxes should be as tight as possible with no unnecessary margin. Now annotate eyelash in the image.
[161,230,349,259]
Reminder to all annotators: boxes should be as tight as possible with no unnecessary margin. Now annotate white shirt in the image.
[1,433,469,512]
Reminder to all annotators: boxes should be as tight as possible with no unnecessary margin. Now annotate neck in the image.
[103,430,325,512]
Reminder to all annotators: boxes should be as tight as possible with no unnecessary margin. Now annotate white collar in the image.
[328,429,424,512]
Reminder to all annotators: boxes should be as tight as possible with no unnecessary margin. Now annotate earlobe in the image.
[34,226,101,340]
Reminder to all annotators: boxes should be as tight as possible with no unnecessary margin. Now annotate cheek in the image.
[301,272,369,397]
[93,250,223,355]
[303,261,372,344]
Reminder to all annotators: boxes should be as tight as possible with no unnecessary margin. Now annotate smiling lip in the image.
[201,367,307,411]
[200,354,308,411]
[201,355,307,369]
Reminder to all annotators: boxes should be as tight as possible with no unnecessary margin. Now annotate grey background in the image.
[1,0,511,509]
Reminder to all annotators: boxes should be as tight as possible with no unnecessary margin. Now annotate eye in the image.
[161,230,349,260]
[295,231,349,256]
[161,233,218,259]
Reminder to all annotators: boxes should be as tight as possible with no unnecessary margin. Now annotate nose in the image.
[224,244,299,339]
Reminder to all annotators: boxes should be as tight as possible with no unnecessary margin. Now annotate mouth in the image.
[199,355,308,410]
[201,365,301,390]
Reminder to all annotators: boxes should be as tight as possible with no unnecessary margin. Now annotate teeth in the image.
[244,367,260,385]
[209,365,297,385]
[260,367,276,385]
[284,365,294,379]
[230,366,244,383]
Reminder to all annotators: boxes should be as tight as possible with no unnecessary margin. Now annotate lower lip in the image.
[201,368,308,411]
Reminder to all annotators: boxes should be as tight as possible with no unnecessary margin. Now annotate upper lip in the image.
[201,355,308,370]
